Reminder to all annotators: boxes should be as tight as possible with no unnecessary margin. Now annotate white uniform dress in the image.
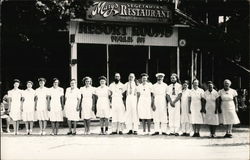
[8,89,22,121]
[124,81,139,131]
[152,82,168,132]
[48,87,64,122]
[167,83,182,133]
[218,88,240,125]
[190,88,204,124]
[22,89,36,121]
[203,89,219,125]
[109,82,125,123]
[137,82,153,119]
[80,86,96,120]
[35,87,49,121]
[64,87,81,121]
[181,89,191,124]
[95,86,110,118]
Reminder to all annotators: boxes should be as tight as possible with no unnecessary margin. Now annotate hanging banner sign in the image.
[86,1,173,24]
[70,21,178,46]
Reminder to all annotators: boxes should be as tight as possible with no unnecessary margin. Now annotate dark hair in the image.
[183,80,189,85]
[53,78,59,83]
[82,76,92,85]
[141,73,148,78]
[13,79,20,83]
[207,81,213,85]
[26,81,33,85]
[98,76,107,81]
[192,79,199,84]
[38,78,46,82]
[170,73,180,83]
[70,79,76,82]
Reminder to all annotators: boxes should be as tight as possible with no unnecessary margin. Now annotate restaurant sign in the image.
[69,21,178,46]
[86,1,173,24]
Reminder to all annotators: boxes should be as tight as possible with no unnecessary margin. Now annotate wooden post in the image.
[146,46,151,74]
[70,43,77,83]
[177,47,180,78]
[106,44,109,85]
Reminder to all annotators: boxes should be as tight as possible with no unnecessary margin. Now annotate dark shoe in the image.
[152,132,160,136]
[72,132,76,135]
[118,131,123,135]
[133,131,138,135]
[67,131,72,135]
[197,133,200,137]
[175,133,179,136]
[110,132,117,135]
[181,133,186,136]
[127,130,133,135]
[162,132,168,135]
[169,133,175,136]
[224,133,232,138]
[192,133,198,137]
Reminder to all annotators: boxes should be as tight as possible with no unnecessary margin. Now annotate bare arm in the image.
[188,97,191,114]
[172,93,182,104]
[233,96,238,112]
[60,96,64,110]
[34,96,38,111]
[201,98,206,113]
[151,93,156,111]
[46,95,51,111]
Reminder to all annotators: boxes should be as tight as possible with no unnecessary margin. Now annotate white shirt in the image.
[152,82,168,96]
[109,82,124,98]
[137,82,153,97]
[35,87,49,111]
[167,83,182,97]
[123,81,137,96]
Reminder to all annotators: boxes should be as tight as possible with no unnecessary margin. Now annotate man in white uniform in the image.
[166,73,182,136]
[124,73,139,135]
[109,73,126,135]
[152,73,168,135]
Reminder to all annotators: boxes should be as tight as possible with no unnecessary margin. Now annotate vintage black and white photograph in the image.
[0,0,249,159]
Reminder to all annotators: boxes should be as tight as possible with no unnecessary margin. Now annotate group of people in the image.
[1,73,240,138]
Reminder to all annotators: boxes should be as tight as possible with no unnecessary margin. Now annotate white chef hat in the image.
[155,73,165,77]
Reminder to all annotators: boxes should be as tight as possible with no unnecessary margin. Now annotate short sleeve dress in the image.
[137,82,153,119]
[35,87,49,121]
[218,88,240,125]
[22,89,37,121]
[64,87,81,121]
[8,89,22,121]
[203,89,219,125]
[190,88,204,124]
[94,86,110,118]
[181,88,191,124]
[80,86,96,120]
[48,87,64,122]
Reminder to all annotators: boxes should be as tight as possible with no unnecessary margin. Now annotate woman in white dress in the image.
[203,81,220,138]
[93,76,111,135]
[80,77,96,135]
[180,80,191,136]
[47,78,64,135]
[65,79,81,135]
[137,73,154,135]
[35,78,49,135]
[21,81,36,135]
[189,79,205,137]
[7,79,22,135]
[218,79,240,138]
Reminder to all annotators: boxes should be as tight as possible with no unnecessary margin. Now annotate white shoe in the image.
[7,129,10,133]
[42,131,46,135]
[29,130,33,135]
[39,131,43,135]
